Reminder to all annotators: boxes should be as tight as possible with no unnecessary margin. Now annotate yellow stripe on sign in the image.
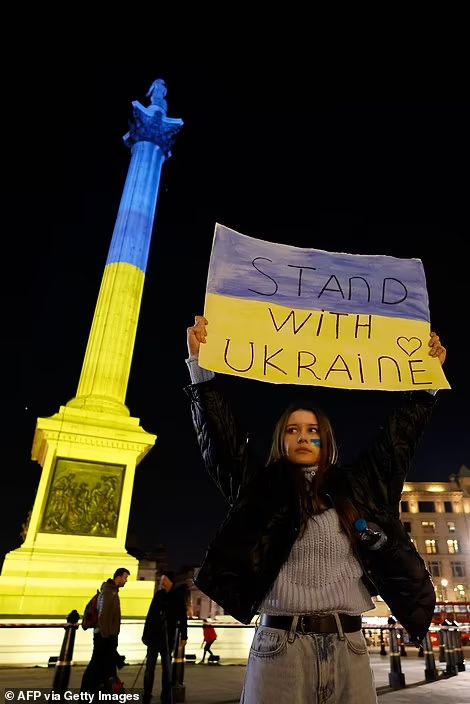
[199,293,450,391]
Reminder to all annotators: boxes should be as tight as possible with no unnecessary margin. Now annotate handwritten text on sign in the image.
[199,224,450,390]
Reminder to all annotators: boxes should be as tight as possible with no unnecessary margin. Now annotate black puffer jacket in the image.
[142,586,188,648]
[186,379,437,643]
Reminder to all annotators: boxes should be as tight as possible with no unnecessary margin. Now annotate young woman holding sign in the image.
[185,315,446,704]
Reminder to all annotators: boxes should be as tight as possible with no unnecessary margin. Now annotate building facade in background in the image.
[401,465,470,603]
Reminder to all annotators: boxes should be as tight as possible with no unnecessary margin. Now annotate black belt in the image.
[260,613,362,634]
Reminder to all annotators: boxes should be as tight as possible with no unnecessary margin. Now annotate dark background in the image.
[5,59,469,571]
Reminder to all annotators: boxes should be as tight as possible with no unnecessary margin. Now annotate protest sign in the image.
[199,224,450,391]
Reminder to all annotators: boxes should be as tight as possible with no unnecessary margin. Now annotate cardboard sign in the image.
[199,224,450,391]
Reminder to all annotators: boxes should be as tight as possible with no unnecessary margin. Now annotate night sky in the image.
[5,60,469,572]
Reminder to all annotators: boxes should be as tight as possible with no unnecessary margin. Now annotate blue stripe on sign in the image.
[206,224,430,322]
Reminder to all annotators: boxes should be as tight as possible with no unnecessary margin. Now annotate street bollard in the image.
[422,631,439,681]
[387,617,405,689]
[438,625,446,662]
[452,620,466,672]
[52,610,80,693]
[379,628,387,656]
[442,619,458,677]
[172,626,186,703]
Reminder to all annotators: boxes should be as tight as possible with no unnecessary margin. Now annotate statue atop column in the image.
[146,78,168,115]
[123,78,183,155]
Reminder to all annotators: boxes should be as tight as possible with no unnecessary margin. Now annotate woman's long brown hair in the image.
[267,402,359,541]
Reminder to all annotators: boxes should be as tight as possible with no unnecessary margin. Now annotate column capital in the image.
[123,78,183,155]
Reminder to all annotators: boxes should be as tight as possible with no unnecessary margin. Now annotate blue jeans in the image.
[241,623,377,703]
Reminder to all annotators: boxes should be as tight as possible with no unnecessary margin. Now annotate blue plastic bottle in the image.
[355,518,387,550]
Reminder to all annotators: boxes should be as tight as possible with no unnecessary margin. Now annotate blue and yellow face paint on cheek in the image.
[310,439,322,447]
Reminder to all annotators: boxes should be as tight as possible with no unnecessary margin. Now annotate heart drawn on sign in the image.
[396,337,422,356]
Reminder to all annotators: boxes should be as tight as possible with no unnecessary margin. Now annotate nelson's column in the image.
[0,79,183,617]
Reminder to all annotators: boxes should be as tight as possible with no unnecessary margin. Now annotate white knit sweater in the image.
[259,508,374,615]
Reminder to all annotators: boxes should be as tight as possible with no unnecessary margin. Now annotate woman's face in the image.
[283,409,321,465]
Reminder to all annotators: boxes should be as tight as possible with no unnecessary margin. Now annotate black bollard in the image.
[442,619,458,677]
[52,610,80,693]
[172,626,186,703]
[387,617,406,689]
[379,628,387,656]
[422,632,439,681]
[438,624,446,662]
[452,620,466,672]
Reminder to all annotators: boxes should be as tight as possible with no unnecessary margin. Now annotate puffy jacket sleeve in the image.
[353,391,437,515]
[184,378,250,505]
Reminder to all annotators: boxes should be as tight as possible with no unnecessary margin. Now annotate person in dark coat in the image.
[185,315,447,704]
[81,567,130,693]
[142,571,188,704]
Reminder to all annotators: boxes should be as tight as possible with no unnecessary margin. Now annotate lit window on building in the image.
[455,586,467,600]
[447,539,460,554]
[447,521,456,532]
[421,521,436,533]
[425,539,438,554]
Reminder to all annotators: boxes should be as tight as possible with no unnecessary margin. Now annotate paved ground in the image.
[0,651,468,703]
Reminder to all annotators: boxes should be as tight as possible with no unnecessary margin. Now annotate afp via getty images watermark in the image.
[4,690,142,703]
